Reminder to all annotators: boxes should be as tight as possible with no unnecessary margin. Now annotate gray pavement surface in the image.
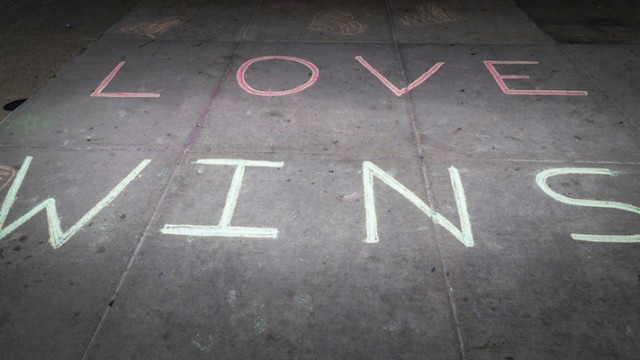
[0,0,141,120]
[0,0,639,359]
[514,0,640,44]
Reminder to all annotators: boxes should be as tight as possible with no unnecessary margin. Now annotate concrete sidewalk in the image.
[0,1,638,359]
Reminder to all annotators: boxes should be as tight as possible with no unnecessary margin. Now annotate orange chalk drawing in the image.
[399,3,465,27]
[307,10,368,35]
[120,16,187,38]
[0,166,16,192]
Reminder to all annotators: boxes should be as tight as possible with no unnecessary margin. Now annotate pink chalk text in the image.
[483,61,588,96]
[356,56,445,96]
[236,56,320,96]
[91,61,161,98]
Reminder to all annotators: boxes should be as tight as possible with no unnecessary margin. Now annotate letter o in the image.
[236,56,319,96]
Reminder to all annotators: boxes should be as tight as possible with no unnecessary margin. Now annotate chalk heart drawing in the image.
[399,3,465,27]
[0,166,16,192]
[120,16,187,38]
[307,10,368,36]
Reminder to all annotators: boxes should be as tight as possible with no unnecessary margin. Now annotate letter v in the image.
[0,157,150,249]
[355,56,444,96]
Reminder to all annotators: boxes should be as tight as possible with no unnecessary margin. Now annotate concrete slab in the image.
[0,0,140,121]
[0,34,91,122]
[245,0,393,43]
[0,149,176,359]
[399,44,640,161]
[0,39,237,151]
[390,0,553,44]
[82,153,461,359]
[424,157,640,359]
[563,45,640,124]
[191,42,417,156]
[2,1,639,359]
[104,0,259,42]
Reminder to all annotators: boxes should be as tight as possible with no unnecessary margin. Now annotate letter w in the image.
[362,161,473,247]
[0,156,150,249]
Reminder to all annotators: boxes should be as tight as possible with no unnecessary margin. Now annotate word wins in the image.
[1,157,637,250]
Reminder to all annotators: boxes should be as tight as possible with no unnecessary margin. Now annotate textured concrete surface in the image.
[515,0,640,44]
[0,1,639,359]
[400,44,640,161]
[0,0,141,120]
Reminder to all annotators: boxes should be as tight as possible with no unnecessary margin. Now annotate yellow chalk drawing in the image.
[362,161,473,247]
[399,3,465,27]
[120,16,187,38]
[0,157,150,249]
[536,168,640,243]
[0,166,16,192]
[161,159,283,239]
[307,10,368,35]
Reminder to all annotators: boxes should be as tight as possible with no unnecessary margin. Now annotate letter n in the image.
[362,161,473,247]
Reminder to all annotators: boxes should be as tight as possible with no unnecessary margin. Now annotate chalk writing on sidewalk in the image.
[2,156,637,248]
[484,61,588,96]
[356,56,444,96]
[237,56,319,96]
[90,56,589,99]
[92,61,161,98]
[363,161,473,247]
[537,168,639,243]
[0,157,150,248]
[161,159,284,239]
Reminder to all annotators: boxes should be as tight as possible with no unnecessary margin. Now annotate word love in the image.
[91,56,588,98]
[1,157,638,251]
